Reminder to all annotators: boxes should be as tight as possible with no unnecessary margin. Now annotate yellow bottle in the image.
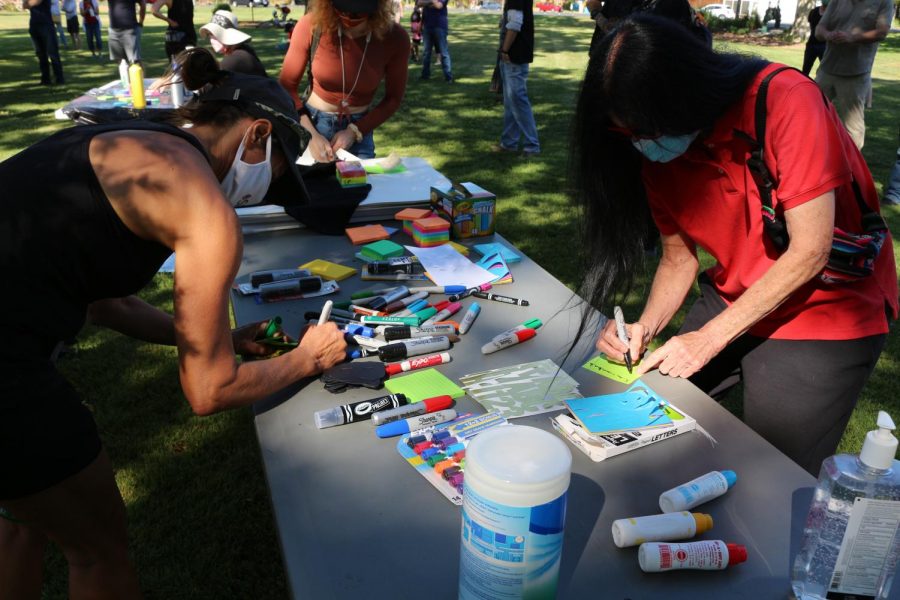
[128,62,146,109]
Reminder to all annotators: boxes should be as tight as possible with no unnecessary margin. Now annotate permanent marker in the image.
[378,336,452,361]
[376,409,459,438]
[317,300,333,326]
[408,285,468,295]
[613,305,633,373]
[481,328,537,355]
[448,283,492,302]
[458,302,481,334]
[382,324,457,342]
[422,302,461,327]
[258,276,323,301]
[472,291,530,306]
[371,394,454,427]
[313,393,408,429]
[412,306,438,322]
[249,268,311,288]
[385,352,451,376]
[490,318,543,343]
[367,286,411,311]
[343,323,376,338]
[383,291,428,314]
[396,298,429,317]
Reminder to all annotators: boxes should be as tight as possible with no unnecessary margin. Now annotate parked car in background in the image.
[701,3,735,19]
[535,2,562,11]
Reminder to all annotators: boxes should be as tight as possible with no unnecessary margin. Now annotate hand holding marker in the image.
[613,305,632,373]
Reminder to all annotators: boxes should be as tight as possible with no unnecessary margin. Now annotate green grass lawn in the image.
[1,8,898,597]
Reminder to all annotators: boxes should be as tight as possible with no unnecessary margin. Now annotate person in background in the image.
[201,10,268,78]
[576,16,896,476]
[417,0,452,81]
[802,0,827,76]
[50,0,68,48]
[815,0,892,148]
[882,126,900,206]
[279,0,410,160]
[81,0,102,57]
[24,0,65,85]
[62,0,81,49]
[392,0,402,23]
[108,0,145,64]
[0,49,347,597]
[491,0,539,156]
[409,5,422,62]
[152,0,197,62]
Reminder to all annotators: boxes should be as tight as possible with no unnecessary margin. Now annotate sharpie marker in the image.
[249,268,311,288]
[317,300,333,326]
[314,393,408,429]
[350,304,385,317]
[472,291,530,306]
[385,352,451,376]
[481,328,537,354]
[376,409,459,438]
[382,324,457,342]
[371,395,454,427]
[378,336,451,361]
[448,283,492,302]
[458,302,481,334]
[408,285,468,295]
[396,299,429,317]
[361,315,423,327]
[353,335,387,350]
[422,302,461,326]
[413,306,438,322]
[491,318,544,342]
[383,291,428,314]
[368,286,410,311]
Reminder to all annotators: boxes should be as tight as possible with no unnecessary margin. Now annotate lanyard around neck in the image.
[338,27,372,111]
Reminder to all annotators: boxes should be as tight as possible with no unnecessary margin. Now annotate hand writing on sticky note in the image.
[595,318,650,371]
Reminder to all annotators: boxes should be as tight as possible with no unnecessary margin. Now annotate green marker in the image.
[489,318,543,344]
[360,315,422,327]
[413,306,438,322]
[333,300,353,311]
[263,316,283,339]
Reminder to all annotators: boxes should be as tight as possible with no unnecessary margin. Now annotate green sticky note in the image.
[361,240,404,260]
[582,354,640,384]
[384,368,465,403]
[364,163,407,175]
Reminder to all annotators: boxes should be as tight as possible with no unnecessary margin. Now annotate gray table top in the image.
[232,227,817,600]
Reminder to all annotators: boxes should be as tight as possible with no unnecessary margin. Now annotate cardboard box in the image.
[430,183,496,239]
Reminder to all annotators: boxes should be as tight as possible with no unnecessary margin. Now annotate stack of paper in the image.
[476,252,513,285]
[564,381,672,435]
[459,360,581,419]
[235,205,304,235]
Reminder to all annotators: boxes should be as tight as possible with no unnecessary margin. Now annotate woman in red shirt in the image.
[279,0,410,160]
[574,16,897,475]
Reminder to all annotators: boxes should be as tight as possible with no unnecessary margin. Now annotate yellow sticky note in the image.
[384,368,465,403]
[447,241,469,255]
[299,259,357,282]
[582,354,640,384]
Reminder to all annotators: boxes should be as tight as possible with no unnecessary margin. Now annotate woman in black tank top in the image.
[152,0,198,60]
[0,49,346,596]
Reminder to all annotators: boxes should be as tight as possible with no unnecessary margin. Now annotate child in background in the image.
[410,7,422,63]
[81,0,102,57]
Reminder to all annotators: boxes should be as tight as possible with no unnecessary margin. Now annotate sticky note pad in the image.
[299,259,357,282]
[361,240,405,261]
[473,243,521,264]
[345,224,390,245]
[446,241,469,255]
[582,354,640,384]
[395,208,432,221]
[385,368,465,403]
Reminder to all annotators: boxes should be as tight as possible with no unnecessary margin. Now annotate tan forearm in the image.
[638,239,699,341]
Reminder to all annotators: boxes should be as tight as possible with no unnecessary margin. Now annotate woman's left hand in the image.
[330,129,357,153]
[232,320,283,358]
[635,329,725,379]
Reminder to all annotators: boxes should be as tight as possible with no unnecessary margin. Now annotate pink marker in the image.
[449,283,492,302]
[480,328,537,354]
[421,302,461,327]
[385,352,452,375]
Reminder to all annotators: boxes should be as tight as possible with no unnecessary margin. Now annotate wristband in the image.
[347,122,363,143]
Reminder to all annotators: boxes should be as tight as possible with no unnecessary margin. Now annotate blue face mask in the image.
[631,131,700,163]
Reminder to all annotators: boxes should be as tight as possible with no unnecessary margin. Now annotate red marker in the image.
[385,352,452,375]
[480,328,537,355]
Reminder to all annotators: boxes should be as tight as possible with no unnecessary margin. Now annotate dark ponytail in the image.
[167,48,246,129]
[176,47,228,91]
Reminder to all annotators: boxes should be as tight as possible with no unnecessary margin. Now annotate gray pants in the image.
[108,25,141,63]
[816,69,869,150]
[680,276,886,476]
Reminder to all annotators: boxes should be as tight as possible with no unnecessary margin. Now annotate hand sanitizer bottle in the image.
[791,411,900,600]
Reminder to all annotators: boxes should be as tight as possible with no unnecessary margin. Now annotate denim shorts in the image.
[307,106,376,159]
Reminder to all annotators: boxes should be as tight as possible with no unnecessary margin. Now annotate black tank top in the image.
[168,0,196,41]
[0,121,210,357]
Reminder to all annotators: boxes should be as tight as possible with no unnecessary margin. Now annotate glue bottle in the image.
[459,426,571,599]
[118,59,130,88]
[639,540,747,572]
[792,411,900,600]
[170,61,185,108]
[128,62,146,109]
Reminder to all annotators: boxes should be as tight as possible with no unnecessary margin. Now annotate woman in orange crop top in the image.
[279,0,410,160]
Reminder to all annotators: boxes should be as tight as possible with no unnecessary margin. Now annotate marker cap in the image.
[515,329,537,342]
[314,407,343,429]
[421,395,453,412]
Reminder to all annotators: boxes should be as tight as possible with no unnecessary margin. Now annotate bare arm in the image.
[151,0,175,26]
[138,0,145,25]
[87,296,177,345]
[23,0,43,9]
[637,192,834,378]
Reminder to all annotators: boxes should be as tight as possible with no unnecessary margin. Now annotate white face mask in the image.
[210,38,226,54]
[220,127,272,208]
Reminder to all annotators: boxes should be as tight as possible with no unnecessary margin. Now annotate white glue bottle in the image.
[792,411,900,600]
[459,426,571,600]
[658,470,736,513]
[118,59,130,88]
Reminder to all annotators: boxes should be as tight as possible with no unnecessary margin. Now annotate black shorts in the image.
[66,16,79,35]
[0,359,101,501]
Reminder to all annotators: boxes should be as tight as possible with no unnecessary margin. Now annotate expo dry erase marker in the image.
[613,305,633,373]
[383,291,428,314]
[382,324,457,342]
[371,395,454,427]
[422,302,461,327]
[376,409,459,438]
[368,258,421,274]
[408,285,467,295]
[481,328,537,354]
[378,336,451,361]
[314,393,408,429]
[259,276,323,301]
[385,352,451,376]
[458,302,481,334]
[472,291,530,306]
[249,269,311,288]
[368,286,410,311]
[317,300,333,326]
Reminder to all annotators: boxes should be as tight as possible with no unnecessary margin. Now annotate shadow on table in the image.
[558,473,605,592]
[253,376,317,416]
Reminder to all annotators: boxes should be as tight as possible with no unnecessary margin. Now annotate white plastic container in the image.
[638,540,747,572]
[459,426,571,600]
[658,470,736,513]
[611,512,713,548]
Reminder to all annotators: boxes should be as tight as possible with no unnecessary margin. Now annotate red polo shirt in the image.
[645,63,898,340]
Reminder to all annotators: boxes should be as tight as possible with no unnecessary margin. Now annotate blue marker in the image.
[409,285,468,295]
[458,302,481,335]
[375,409,459,438]
[344,323,376,338]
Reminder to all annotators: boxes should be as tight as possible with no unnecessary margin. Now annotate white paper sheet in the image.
[404,244,496,288]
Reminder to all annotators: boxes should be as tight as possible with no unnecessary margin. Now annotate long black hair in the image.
[570,14,767,320]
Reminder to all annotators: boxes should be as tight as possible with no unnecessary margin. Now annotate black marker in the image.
[313,394,408,429]
[472,291,530,306]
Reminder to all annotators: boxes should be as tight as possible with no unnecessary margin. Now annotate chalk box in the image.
[430,183,496,239]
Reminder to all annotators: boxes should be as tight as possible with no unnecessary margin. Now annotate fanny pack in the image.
[741,66,888,284]
[165,29,186,43]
